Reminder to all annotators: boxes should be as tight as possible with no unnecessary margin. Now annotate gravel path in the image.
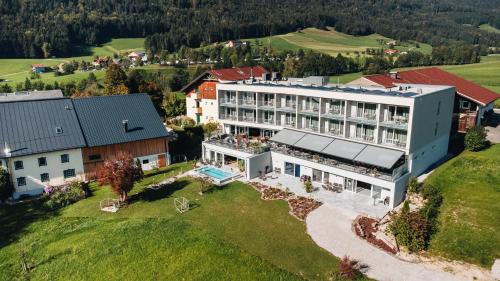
[306,204,487,281]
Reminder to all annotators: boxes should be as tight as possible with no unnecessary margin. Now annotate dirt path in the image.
[306,204,493,281]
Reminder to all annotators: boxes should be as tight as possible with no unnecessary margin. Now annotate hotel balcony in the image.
[239,99,256,109]
[346,113,378,125]
[351,134,375,143]
[219,114,238,121]
[276,119,296,128]
[270,143,408,182]
[382,139,407,149]
[258,118,275,125]
[299,104,320,116]
[241,115,256,123]
[204,137,270,155]
[321,108,345,121]
[276,101,296,113]
[220,98,237,107]
[302,124,319,132]
[258,100,275,110]
[380,115,409,130]
[325,128,343,137]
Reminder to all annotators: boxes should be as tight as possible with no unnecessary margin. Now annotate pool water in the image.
[196,166,234,181]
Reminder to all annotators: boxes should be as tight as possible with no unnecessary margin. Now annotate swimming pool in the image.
[196,166,236,183]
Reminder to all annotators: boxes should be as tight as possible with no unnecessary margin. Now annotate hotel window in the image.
[460,100,470,110]
[61,154,69,163]
[89,154,101,161]
[63,169,76,179]
[38,157,47,166]
[284,162,295,176]
[329,121,343,135]
[355,124,375,141]
[385,129,407,146]
[14,160,24,170]
[17,177,26,186]
[40,173,50,183]
[312,169,323,183]
[330,100,343,114]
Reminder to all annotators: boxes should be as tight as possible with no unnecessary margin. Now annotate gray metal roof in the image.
[270,129,306,146]
[270,129,404,169]
[0,98,86,158]
[322,139,367,160]
[0,90,63,102]
[73,94,170,147]
[294,133,333,153]
[353,146,404,169]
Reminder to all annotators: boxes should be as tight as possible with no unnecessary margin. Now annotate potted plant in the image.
[304,180,313,193]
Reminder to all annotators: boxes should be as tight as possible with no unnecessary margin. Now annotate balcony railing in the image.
[259,100,275,107]
[326,128,343,136]
[241,116,255,122]
[219,114,237,121]
[270,144,408,182]
[380,115,409,130]
[383,139,407,148]
[204,138,270,155]
[220,98,237,106]
[303,125,319,132]
[352,134,375,142]
[258,118,275,125]
[240,99,256,106]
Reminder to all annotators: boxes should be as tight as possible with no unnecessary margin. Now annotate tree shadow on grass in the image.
[0,200,60,249]
[129,179,192,203]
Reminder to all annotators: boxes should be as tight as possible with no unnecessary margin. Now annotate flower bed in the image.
[248,182,322,221]
[288,196,322,221]
[43,181,89,209]
[353,216,397,254]
[261,187,291,200]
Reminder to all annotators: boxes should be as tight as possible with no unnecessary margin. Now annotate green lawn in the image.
[479,24,500,34]
[0,38,145,86]
[425,145,500,267]
[248,28,432,56]
[0,162,361,281]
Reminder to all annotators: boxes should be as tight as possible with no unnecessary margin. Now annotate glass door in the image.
[344,178,355,192]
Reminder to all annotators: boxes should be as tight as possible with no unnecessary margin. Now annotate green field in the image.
[0,38,145,86]
[248,28,432,56]
[0,163,362,281]
[479,24,500,34]
[425,145,500,267]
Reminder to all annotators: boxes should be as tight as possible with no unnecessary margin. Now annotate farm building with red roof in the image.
[349,67,499,133]
[182,66,270,124]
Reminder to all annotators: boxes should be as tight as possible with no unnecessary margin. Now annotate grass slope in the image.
[479,24,500,34]
[249,28,432,56]
[0,162,360,281]
[0,38,145,86]
[425,145,500,267]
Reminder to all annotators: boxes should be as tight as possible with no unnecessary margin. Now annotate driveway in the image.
[486,109,500,144]
[306,204,492,281]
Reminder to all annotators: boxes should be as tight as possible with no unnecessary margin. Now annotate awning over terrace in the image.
[270,129,405,169]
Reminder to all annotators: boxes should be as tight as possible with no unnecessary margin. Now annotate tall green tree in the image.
[162,92,186,118]
[103,64,128,95]
[0,168,14,202]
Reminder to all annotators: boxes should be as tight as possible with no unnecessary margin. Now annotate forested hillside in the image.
[1,0,499,58]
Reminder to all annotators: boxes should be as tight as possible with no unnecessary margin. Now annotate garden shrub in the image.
[389,183,443,252]
[464,126,488,151]
[0,167,14,202]
[338,256,358,280]
[407,176,420,194]
[303,180,313,193]
[43,181,87,209]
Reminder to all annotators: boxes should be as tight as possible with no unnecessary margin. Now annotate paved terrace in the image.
[250,174,390,219]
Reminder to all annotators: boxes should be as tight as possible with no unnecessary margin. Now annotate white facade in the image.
[186,94,219,125]
[202,82,455,209]
[5,148,85,199]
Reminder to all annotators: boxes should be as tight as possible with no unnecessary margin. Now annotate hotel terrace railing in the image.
[220,98,237,107]
[241,115,256,122]
[239,99,256,107]
[258,118,275,125]
[325,128,343,137]
[347,113,377,125]
[276,119,296,128]
[219,114,238,121]
[204,138,270,155]
[380,115,409,130]
[270,144,408,182]
[382,139,407,148]
[352,134,375,143]
[258,100,275,107]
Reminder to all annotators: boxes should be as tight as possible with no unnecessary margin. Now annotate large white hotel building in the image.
[199,79,454,208]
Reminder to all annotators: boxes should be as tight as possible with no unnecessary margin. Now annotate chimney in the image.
[122,120,129,133]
